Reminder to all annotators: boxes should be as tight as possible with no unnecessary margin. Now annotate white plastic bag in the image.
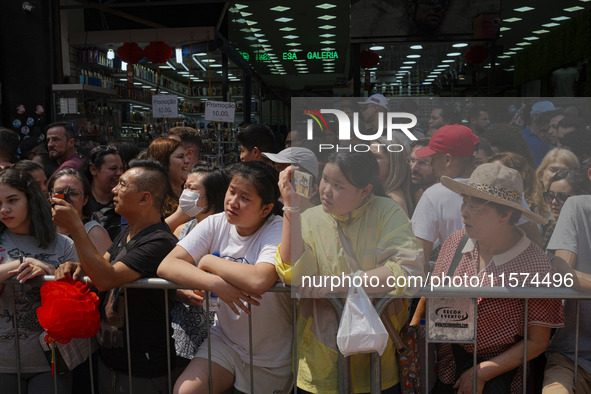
[336,277,389,357]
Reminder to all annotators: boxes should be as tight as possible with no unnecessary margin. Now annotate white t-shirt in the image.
[412,179,467,245]
[178,213,292,368]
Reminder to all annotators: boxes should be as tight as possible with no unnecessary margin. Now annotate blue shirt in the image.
[522,126,552,167]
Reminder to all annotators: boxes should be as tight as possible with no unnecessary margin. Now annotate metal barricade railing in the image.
[3,276,590,394]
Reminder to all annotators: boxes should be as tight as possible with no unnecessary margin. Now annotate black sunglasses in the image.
[543,191,572,205]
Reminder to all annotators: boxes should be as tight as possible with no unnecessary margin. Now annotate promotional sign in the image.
[204,100,236,123]
[152,95,178,118]
[427,298,476,342]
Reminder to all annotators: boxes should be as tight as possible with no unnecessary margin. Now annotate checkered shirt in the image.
[432,229,565,393]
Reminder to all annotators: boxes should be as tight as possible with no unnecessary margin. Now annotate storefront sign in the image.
[204,101,236,123]
[152,95,178,118]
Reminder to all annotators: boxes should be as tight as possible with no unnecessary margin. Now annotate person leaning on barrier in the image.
[276,152,424,394]
[0,168,79,393]
[431,163,564,394]
[52,159,178,394]
[543,166,591,394]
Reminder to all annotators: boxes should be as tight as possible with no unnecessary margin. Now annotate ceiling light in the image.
[275,17,293,22]
[370,46,385,51]
[234,3,248,10]
[407,54,421,58]
[194,52,207,56]
[280,27,297,31]
[178,71,190,75]
[503,17,522,22]
[166,60,176,70]
[321,47,335,51]
[318,15,337,20]
[319,33,335,38]
[452,43,468,47]
[285,43,301,47]
[283,35,299,39]
[516,42,532,46]
[316,3,337,9]
[210,64,222,68]
[542,22,560,27]
[433,68,445,71]
[175,47,183,63]
[505,51,517,55]
[400,66,413,69]
[201,59,215,63]
[446,52,461,56]
[566,5,585,11]
[441,59,455,63]
[403,61,416,64]
[270,6,290,11]
[509,47,524,51]
[498,55,511,59]
[523,36,539,40]
[121,62,127,71]
[107,46,115,60]
[500,27,511,32]
[532,29,550,34]
[438,64,450,67]
[245,20,258,26]
[180,62,189,71]
[321,40,336,44]
[424,78,434,82]
[289,49,303,52]
[431,71,442,74]
[192,56,207,71]
[423,82,432,85]
[514,6,534,12]
[551,16,571,21]
[410,45,423,50]
[319,25,336,29]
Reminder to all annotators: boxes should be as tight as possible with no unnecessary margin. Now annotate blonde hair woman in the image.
[536,148,579,189]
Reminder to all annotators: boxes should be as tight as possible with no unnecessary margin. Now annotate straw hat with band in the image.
[441,163,547,225]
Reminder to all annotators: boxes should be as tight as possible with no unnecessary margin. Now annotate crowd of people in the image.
[0,96,590,394]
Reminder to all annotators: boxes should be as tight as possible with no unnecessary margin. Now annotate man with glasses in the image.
[409,137,438,206]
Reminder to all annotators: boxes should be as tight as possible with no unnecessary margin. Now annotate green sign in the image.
[283,51,339,60]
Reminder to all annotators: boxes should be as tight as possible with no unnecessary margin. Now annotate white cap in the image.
[262,147,319,178]
[358,94,389,110]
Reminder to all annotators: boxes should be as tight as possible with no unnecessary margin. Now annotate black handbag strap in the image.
[447,234,470,277]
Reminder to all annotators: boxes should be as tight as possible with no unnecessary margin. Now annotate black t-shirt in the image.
[98,222,178,377]
[88,194,122,241]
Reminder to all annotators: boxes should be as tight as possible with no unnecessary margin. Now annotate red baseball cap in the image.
[415,124,480,158]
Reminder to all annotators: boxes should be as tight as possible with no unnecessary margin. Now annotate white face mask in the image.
[179,189,205,217]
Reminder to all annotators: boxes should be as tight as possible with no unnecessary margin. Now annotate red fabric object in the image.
[116,42,144,64]
[144,41,173,64]
[359,50,380,69]
[463,45,488,65]
[36,278,100,344]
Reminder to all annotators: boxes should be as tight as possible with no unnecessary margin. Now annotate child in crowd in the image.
[0,168,78,393]
[158,161,292,394]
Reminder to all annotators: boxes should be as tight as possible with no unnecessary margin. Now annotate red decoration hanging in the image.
[463,45,489,65]
[360,50,380,69]
[116,42,144,64]
[144,41,173,64]
[36,278,100,345]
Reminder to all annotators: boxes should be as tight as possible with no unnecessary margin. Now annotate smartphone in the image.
[293,169,312,199]
[53,186,71,203]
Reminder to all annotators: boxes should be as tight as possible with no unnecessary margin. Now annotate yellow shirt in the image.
[276,195,424,393]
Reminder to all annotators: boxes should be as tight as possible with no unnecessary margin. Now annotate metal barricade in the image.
[3,276,590,394]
